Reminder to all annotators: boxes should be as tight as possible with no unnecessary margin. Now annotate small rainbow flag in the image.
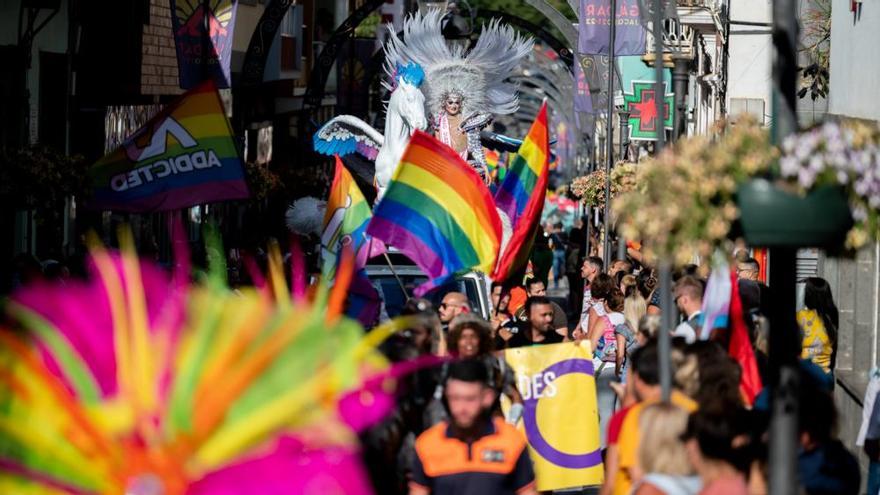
[88,80,249,212]
[367,131,502,296]
[492,102,550,282]
[322,156,382,324]
[322,156,376,278]
[486,148,500,169]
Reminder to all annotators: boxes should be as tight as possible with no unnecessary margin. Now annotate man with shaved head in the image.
[439,291,471,330]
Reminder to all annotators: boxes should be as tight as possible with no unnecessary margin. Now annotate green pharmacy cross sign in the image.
[623,81,674,141]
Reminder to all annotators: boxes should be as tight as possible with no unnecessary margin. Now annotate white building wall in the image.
[828,0,880,121]
[726,0,772,125]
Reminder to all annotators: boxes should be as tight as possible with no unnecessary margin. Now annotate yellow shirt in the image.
[798,308,832,373]
[612,390,698,495]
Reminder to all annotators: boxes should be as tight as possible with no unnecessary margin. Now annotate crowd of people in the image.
[4,223,866,495]
[365,219,863,495]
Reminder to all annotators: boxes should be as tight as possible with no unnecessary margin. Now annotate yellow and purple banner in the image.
[170,0,239,88]
[504,341,604,491]
[88,80,249,212]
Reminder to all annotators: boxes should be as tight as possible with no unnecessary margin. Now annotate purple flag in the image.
[578,0,646,56]
[170,0,239,89]
[574,54,594,114]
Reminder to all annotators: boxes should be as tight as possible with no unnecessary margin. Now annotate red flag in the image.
[492,103,550,281]
[728,271,763,406]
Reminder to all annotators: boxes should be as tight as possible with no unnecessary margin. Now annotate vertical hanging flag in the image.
[88,80,249,212]
[492,103,550,282]
[573,54,594,117]
[322,156,382,325]
[367,131,502,296]
[578,0,646,56]
[170,0,239,89]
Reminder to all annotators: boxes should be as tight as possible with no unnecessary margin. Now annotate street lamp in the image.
[417,1,473,50]
[618,108,631,160]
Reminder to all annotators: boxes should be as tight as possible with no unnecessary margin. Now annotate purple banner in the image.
[170,0,239,89]
[573,54,593,115]
[578,0,646,56]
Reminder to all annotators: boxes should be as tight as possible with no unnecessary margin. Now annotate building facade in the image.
[819,0,880,487]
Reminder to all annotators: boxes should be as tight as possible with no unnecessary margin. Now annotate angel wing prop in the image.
[313,115,384,161]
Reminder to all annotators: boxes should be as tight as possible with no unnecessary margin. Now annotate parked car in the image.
[364,252,492,320]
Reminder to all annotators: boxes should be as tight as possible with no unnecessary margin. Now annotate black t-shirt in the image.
[501,321,565,349]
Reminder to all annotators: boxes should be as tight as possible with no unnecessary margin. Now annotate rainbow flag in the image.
[88,80,249,212]
[322,156,376,278]
[367,131,502,296]
[322,156,382,324]
[492,103,550,282]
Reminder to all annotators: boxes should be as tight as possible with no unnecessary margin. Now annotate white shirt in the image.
[579,287,592,331]
[672,311,701,343]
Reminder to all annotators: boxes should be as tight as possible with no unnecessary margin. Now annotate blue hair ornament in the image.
[395,62,425,87]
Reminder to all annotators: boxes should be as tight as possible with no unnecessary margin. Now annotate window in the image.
[730,97,765,124]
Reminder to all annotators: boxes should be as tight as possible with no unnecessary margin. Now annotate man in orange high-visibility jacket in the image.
[409,360,537,495]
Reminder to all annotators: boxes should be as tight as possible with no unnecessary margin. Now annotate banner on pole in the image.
[88,80,249,212]
[573,53,594,115]
[504,342,604,491]
[578,0,647,56]
[170,0,239,89]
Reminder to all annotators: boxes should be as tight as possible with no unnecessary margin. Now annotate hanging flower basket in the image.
[613,118,776,265]
[737,178,853,248]
[775,120,880,249]
[570,162,637,210]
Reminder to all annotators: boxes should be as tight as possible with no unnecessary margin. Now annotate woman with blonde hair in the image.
[622,274,647,333]
[633,403,701,495]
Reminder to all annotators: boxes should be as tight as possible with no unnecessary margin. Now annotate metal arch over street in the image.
[240,0,296,88]
[475,9,574,72]
[303,0,387,111]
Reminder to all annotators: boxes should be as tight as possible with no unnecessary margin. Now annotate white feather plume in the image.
[285,197,327,236]
[382,9,533,120]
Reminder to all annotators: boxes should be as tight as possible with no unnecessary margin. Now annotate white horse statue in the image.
[313,62,427,198]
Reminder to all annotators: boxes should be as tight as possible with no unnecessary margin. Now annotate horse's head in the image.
[390,62,428,133]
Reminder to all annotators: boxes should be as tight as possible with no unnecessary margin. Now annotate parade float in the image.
[312,9,533,197]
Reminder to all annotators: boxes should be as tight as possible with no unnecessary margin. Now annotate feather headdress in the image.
[383,9,533,120]
[0,225,430,495]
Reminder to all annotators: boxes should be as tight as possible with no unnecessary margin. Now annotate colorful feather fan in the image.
[0,228,416,495]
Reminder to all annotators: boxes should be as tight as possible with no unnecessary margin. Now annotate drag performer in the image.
[384,10,532,182]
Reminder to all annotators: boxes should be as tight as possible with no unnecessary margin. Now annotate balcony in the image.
[677,0,727,34]
[643,18,696,67]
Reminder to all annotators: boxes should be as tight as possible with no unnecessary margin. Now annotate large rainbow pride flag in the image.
[492,102,550,282]
[367,131,502,296]
[88,80,249,212]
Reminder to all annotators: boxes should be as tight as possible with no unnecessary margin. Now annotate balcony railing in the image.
[644,18,696,65]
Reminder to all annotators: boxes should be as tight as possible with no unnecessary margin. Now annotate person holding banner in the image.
[447,315,525,425]
[498,296,564,349]
[409,360,538,495]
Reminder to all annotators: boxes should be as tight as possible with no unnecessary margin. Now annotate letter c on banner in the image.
[522,359,603,469]
[110,174,129,192]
